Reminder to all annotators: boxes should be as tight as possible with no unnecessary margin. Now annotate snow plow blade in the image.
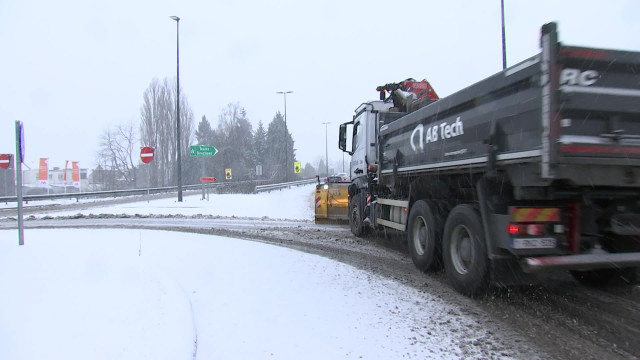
[521,253,640,274]
[315,183,350,224]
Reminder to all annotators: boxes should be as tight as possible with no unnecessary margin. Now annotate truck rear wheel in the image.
[443,205,489,297]
[407,200,442,271]
[349,193,367,237]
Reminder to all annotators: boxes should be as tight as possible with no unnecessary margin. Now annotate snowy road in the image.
[1,186,640,359]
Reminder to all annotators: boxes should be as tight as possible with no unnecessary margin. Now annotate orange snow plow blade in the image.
[315,182,350,224]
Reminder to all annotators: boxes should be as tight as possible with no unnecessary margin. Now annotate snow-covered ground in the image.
[0,185,543,359]
[0,185,317,220]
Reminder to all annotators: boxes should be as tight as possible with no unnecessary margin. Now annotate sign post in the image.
[140,147,155,203]
[190,145,218,200]
[15,121,24,246]
[200,176,216,200]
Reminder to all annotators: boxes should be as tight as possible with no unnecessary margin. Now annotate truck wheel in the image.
[443,205,489,297]
[407,200,442,271]
[349,193,367,237]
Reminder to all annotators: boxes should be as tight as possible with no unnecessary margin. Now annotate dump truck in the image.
[338,22,640,296]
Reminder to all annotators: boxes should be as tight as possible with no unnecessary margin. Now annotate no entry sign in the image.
[0,154,10,169]
[140,146,154,164]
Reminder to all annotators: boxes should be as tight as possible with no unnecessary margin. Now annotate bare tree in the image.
[139,78,194,187]
[96,121,138,189]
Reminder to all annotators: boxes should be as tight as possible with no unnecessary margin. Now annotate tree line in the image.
[96,77,318,190]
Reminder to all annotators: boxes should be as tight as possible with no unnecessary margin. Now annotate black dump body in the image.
[379,23,640,189]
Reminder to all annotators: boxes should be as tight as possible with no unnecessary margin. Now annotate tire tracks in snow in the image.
[4,215,640,359]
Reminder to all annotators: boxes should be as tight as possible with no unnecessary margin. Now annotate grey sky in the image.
[1,0,638,173]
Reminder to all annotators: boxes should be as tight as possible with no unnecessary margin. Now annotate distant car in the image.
[325,173,350,183]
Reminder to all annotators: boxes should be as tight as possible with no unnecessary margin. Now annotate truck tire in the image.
[443,205,489,297]
[349,193,367,237]
[407,200,442,271]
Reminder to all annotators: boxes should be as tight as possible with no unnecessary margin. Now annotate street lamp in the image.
[501,0,507,70]
[322,122,330,176]
[170,15,183,202]
[276,90,293,181]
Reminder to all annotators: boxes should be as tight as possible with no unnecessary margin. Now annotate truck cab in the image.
[339,101,393,181]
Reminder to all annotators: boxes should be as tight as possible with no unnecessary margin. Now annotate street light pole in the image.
[170,15,183,202]
[322,122,330,176]
[501,0,507,70]
[276,90,293,181]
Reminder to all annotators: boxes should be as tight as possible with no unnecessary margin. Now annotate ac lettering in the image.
[559,68,599,86]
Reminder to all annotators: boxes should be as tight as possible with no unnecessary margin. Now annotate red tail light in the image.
[507,223,546,236]
[507,224,521,235]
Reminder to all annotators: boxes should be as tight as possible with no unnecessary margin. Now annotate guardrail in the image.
[0,185,200,204]
[255,178,318,192]
[0,178,318,203]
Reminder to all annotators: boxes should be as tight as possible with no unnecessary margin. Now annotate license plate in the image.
[512,237,556,249]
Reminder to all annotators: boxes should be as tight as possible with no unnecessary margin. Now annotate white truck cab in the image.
[339,101,393,181]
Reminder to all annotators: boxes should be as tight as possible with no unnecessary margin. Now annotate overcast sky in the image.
[1,0,638,174]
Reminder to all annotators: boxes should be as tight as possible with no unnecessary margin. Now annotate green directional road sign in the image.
[190,145,218,157]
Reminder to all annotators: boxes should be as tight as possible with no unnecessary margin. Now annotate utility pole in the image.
[170,15,183,201]
[501,0,507,69]
[322,122,330,176]
[276,91,293,181]
[15,120,24,245]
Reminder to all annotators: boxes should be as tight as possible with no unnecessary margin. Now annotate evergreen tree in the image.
[252,121,267,178]
[317,159,326,177]
[214,103,254,180]
[302,162,316,179]
[195,115,213,145]
[191,115,217,181]
[265,112,295,181]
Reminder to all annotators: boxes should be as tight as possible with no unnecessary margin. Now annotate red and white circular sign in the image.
[140,146,154,164]
[0,154,10,169]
